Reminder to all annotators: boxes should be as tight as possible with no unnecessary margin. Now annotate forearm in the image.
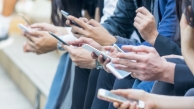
[148,93,194,109]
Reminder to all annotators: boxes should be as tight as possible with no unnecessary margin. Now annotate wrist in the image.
[148,31,158,45]
[159,61,175,84]
[102,34,116,46]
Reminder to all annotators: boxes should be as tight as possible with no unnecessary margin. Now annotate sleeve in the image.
[165,58,194,96]
[157,0,179,38]
[101,0,136,39]
[174,64,194,96]
[154,34,181,56]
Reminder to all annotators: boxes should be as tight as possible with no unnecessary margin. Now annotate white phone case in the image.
[98,89,145,109]
[82,44,112,60]
[18,23,30,32]
[106,62,130,79]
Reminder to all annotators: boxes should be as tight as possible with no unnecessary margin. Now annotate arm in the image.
[112,89,194,109]
[102,0,136,39]
[157,0,178,39]
[100,0,118,23]
[154,34,181,56]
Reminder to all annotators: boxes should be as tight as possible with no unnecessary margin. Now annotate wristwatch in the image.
[96,60,103,69]
[57,41,65,51]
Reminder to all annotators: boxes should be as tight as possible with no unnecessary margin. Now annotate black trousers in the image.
[71,66,100,109]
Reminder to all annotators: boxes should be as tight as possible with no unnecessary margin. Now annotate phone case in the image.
[106,62,130,79]
[18,24,30,32]
[82,44,112,60]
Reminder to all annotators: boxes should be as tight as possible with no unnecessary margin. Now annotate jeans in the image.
[45,53,71,109]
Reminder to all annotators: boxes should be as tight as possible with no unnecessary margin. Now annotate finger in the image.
[71,25,87,36]
[136,12,145,20]
[122,45,153,53]
[68,15,90,29]
[25,43,36,53]
[136,7,150,16]
[88,19,101,27]
[115,53,146,62]
[111,89,132,97]
[134,22,141,30]
[63,45,72,52]
[113,102,120,108]
[130,102,137,109]
[26,39,36,49]
[120,102,131,109]
[103,58,111,72]
[134,16,143,24]
[79,17,89,23]
[26,35,38,43]
[28,30,44,37]
[91,52,98,59]
[98,55,105,64]
[30,23,44,28]
[66,20,72,26]
[104,46,117,53]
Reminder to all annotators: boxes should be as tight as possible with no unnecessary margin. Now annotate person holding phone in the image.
[66,0,182,109]
[109,0,194,108]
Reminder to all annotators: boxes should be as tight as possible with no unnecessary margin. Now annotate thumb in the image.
[88,19,101,27]
[112,89,145,101]
[28,30,43,37]
[30,23,44,28]
[122,45,151,53]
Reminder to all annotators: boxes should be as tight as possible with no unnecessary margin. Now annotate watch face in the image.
[57,41,65,51]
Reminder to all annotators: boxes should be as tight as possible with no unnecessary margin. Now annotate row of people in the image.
[20,0,194,109]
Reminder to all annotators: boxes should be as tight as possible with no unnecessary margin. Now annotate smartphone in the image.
[106,62,130,79]
[18,23,31,32]
[49,32,69,46]
[61,10,81,28]
[98,89,145,109]
[113,44,125,53]
[82,44,112,60]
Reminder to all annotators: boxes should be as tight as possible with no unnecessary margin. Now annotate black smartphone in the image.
[49,32,69,46]
[61,10,81,28]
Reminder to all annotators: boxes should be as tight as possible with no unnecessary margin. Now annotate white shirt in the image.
[100,0,118,23]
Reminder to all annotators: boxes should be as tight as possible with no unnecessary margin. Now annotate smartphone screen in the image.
[49,32,69,46]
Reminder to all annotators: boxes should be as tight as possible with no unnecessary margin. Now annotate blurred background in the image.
[0,0,60,109]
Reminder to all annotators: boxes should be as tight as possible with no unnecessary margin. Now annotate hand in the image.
[63,45,96,69]
[91,46,118,73]
[67,37,103,50]
[30,23,68,36]
[23,31,58,54]
[66,16,116,46]
[180,14,194,74]
[162,55,184,60]
[112,89,156,109]
[134,7,158,45]
[111,45,175,83]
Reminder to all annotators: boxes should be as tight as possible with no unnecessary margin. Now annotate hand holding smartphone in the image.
[82,44,112,60]
[61,10,81,28]
[98,89,145,109]
[106,62,130,79]
[18,23,31,33]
